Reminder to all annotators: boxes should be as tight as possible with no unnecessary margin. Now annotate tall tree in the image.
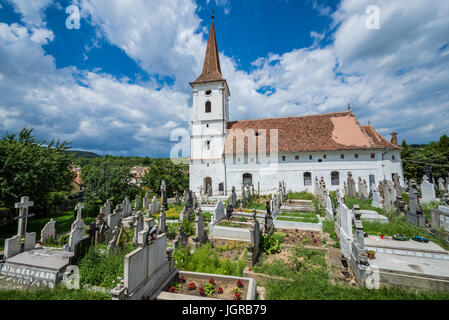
[142,159,189,197]
[0,128,75,216]
[81,158,139,204]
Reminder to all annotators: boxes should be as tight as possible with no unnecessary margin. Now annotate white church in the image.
[189,17,404,196]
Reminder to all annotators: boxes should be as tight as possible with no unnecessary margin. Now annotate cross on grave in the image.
[75,202,84,220]
[14,196,34,238]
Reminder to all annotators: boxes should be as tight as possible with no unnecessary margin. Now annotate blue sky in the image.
[0,0,448,157]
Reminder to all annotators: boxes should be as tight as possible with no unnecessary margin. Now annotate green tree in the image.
[81,158,139,204]
[0,128,75,217]
[142,159,188,197]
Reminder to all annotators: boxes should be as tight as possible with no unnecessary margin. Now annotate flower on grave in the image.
[188,282,196,290]
[248,268,252,272]
[179,275,186,283]
[236,280,244,288]
[295,229,298,233]
[217,287,223,294]
[200,289,206,296]
[234,292,242,300]
[209,278,215,286]
[286,234,289,237]
[168,286,177,293]
[117,276,122,280]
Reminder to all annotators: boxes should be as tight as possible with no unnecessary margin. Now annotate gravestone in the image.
[381,180,393,212]
[175,191,180,206]
[361,180,369,199]
[230,187,237,208]
[406,180,426,227]
[247,216,261,268]
[371,184,382,208]
[4,196,36,258]
[143,193,150,209]
[40,219,56,243]
[438,178,445,192]
[159,208,167,234]
[108,205,122,231]
[133,214,145,244]
[134,195,140,211]
[344,181,348,196]
[194,209,207,245]
[210,200,225,231]
[161,180,168,211]
[424,164,433,183]
[105,199,113,219]
[347,172,357,198]
[357,177,364,199]
[421,175,437,203]
[68,214,85,253]
[149,196,160,215]
[174,225,189,248]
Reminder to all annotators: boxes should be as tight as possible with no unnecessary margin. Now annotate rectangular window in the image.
[340,154,344,159]
[355,154,359,159]
[295,155,299,160]
[371,153,375,159]
[392,155,396,160]
[282,156,286,161]
[206,141,210,150]
[323,154,327,159]
[309,155,312,160]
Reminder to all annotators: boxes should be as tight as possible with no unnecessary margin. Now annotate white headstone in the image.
[40,218,56,243]
[421,175,437,203]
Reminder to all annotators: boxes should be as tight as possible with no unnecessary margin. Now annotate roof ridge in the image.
[228,110,353,123]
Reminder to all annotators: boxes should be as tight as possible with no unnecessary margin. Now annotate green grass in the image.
[0,286,111,300]
[421,201,442,221]
[217,221,249,228]
[261,245,449,300]
[78,244,137,289]
[287,191,315,200]
[279,211,317,218]
[173,243,247,276]
[276,216,319,223]
[0,211,95,251]
[345,196,385,215]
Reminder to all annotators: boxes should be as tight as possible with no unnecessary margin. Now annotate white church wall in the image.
[222,150,401,194]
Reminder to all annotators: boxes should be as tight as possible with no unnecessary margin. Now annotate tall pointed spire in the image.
[192,13,224,83]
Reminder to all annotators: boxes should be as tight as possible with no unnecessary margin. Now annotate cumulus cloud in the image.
[1,0,449,158]
[7,0,53,26]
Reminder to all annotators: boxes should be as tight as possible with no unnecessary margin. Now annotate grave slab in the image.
[5,248,74,271]
[364,236,448,255]
[359,210,389,224]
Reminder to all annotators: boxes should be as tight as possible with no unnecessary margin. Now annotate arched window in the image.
[205,101,211,113]
[304,172,312,186]
[243,173,253,186]
[331,171,340,186]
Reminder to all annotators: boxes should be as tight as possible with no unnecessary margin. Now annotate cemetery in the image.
[2,168,449,301]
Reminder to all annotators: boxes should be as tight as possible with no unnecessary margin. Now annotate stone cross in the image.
[14,196,34,238]
[161,180,168,211]
[347,172,357,198]
[75,202,84,220]
[159,207,167,234]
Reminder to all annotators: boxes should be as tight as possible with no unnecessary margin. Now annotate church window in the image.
[331,171,340,186]
[206,141,211,150]
[205,101,211,113]
[282,156,286,161]
[295,155,299,160]
[355,154,359,159]
[371,153,375,159]
[205,90,212,96]
[340,154,345,159]
[318,159,322,163]
[392,155,396,160]
[309,155,312,160]
[323,154,327,159]
[304,172,312,186]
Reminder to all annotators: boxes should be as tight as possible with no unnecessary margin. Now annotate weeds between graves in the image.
[0,286,112,300]
[173,243,247,276]
[344,196,384,215]
[79,244,137,289]
[287,191,315,200]
[260,245,449,300]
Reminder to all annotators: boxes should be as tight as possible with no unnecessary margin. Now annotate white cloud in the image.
[1,0,449,157]
[7,0,54,26]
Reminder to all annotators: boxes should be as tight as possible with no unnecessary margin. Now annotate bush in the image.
[261,234,283,255]
[79,245,135,289]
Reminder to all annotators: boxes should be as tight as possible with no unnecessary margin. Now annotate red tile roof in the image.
[223,111,400,155]
[191,19,224,84]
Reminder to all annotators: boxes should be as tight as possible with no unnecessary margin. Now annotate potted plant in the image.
[366,250,376,259]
